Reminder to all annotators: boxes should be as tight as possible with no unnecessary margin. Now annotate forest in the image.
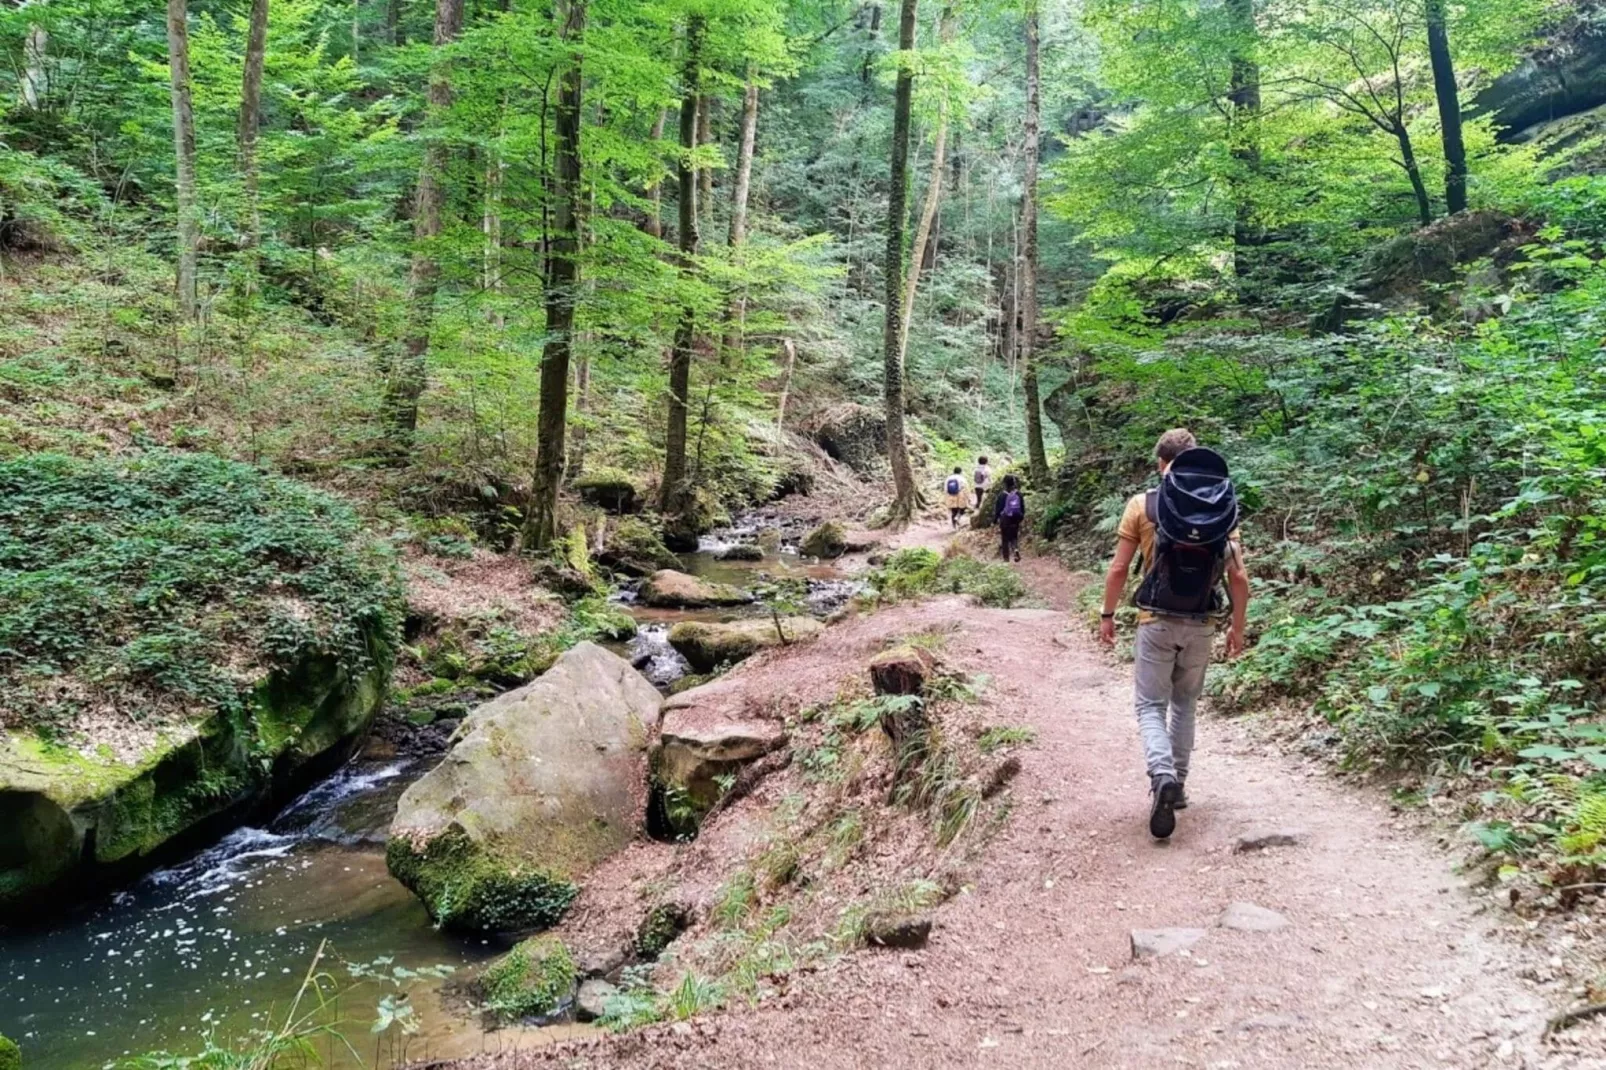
[3,0,1606,1065]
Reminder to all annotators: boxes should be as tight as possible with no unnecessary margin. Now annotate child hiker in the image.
[994,474,1024,561]
[943,467,969,529]
[973,456,992,509]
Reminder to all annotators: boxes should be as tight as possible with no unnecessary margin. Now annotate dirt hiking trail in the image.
[458,521,1603,1070]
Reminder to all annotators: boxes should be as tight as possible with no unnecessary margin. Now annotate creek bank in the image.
[667,617,824,673]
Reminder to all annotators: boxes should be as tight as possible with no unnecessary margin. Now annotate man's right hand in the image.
[1099,615,1116,647]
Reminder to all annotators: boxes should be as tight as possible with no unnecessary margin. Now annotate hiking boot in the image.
[1174,783,1189,810]
[1149,774,1181,839]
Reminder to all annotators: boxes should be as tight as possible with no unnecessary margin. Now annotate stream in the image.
[0,521,856,1069]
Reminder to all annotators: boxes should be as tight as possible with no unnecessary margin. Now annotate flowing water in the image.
[0,518,859,1067]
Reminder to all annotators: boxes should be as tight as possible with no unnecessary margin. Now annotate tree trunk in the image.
[643,108,667,239]
[167,0,199,322]
[1426,0,1467,215]
[722,73,760,358]
[862,3,882,88]
[696,93,713,223]
[774,337,797,449]
[882,0,919,526]
[1226,0,1262,284]
[1395,123,1434,227]
[386,0,403,44]
[383,0,465,452]
[1021,0,1049,485]
[21,24,48,109]
[525,0,586,550]
[569,353,591,478]
[483,140,504,322]
[239,0,270,252]
[897,2,955,367]
[660,14,704,513]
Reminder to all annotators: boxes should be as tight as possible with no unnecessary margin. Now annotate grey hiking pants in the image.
[1134,617,1215,782]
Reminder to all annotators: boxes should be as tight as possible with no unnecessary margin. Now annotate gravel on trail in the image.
[436,524,1603,1070]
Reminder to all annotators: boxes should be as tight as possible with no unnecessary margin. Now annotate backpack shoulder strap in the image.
[1144,489,1158,525]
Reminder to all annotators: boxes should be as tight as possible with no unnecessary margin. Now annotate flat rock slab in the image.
[1218,901,1289,932]
[1130,927,1207,959]
[1232,828,1307,853]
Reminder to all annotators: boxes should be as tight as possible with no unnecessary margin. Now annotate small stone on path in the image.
[1232,828,1307,853]
[576,979,618,1023]
[1218,902,1289,932]
[867,915,933,949]
[1130,928,1207,959]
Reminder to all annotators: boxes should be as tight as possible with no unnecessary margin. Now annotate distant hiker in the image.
[943,467,970,528]
[973,456,992,508]
[1097,429,1250,841]
[994,474,1025,561]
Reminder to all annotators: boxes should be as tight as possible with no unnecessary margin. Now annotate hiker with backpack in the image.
[943,467,970,529]
[1097,429,1250,841]
[973,456,992,508]
[994,474,1025,561]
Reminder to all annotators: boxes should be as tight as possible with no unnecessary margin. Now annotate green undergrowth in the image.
[1051,201,1606,894]
[865,547,1029,608]
[0,450,402,736]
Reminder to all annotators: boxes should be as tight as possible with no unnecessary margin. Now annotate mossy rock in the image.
[800,520,848,559]
[481,934,578,1021]
[667,617,824,674]
[811,404,887,476]
[635,901,693,960]
[0,1033,18,1070]
[716,543,765,562]
[387,643,662,933]
[572,467,642,515]
[597,517,682,578]
[662,486,728,553]
[386,827,577,933]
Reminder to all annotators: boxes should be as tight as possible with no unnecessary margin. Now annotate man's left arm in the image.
[1225,546,1250,658]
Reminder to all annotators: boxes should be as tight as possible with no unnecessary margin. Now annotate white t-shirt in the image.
[973,465,991,488]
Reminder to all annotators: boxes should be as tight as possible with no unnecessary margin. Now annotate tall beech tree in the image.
[1426,0,1467,214]
[882,0,920,525]
[525,0,586,551]
[660,13,705,514]
[383,0,465,451]
[166,0,198,321]
[1020,0,1048,486]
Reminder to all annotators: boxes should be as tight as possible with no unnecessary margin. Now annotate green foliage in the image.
[480,936,577,1022]
[0,452,401,734]
[0,1034,17,1070]
[866,548,1028,608]
[977,725,1036,754]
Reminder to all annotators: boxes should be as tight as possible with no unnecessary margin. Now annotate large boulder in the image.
[809,404,888,476]
[639,569,752,609]
[386,643,661,932]
[480,934,578,1021]
[651,677,791,831]
[667,617,824,673]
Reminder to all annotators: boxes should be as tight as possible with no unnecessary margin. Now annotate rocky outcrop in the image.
[651,677,791,831]
[809,404,887,476]
[667,617,823,673]
[0,647,389,917]
[386,643,661,933]
[639,569,752,609]
[597,518,681,578]
[800,520,848,559]
[1474,11,1606,140]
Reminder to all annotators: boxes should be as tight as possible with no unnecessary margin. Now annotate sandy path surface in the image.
[452,522,1602,1070]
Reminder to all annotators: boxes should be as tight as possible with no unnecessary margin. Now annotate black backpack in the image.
[1134,447,1239,620]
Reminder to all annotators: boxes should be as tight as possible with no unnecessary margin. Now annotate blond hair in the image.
[1155,428,1197,464]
